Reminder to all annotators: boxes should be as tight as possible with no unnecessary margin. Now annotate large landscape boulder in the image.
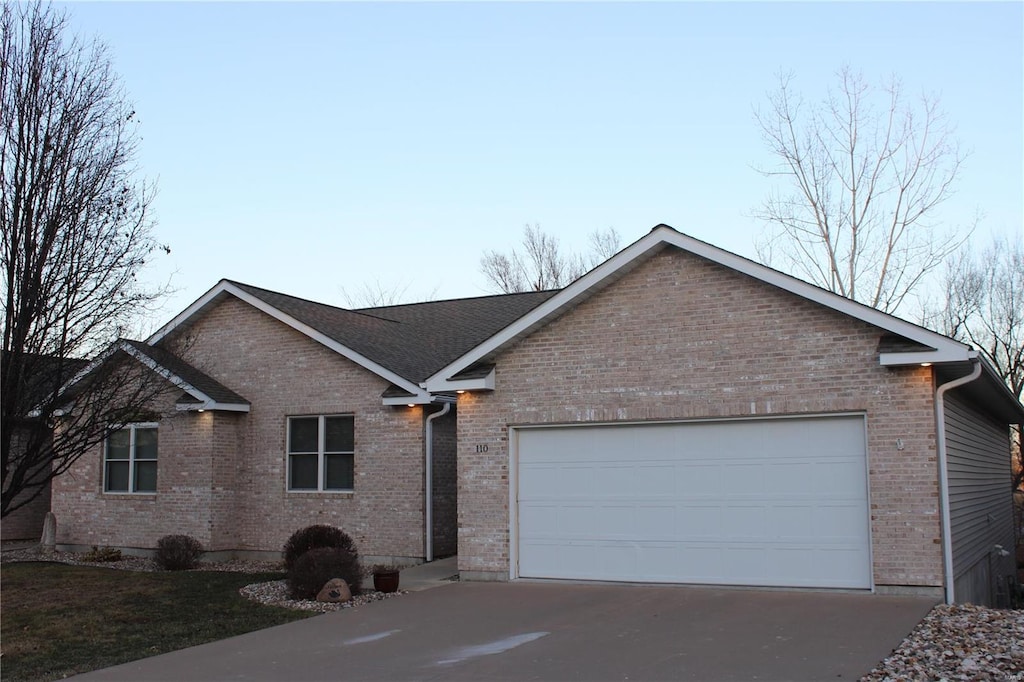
[316,578,352,603]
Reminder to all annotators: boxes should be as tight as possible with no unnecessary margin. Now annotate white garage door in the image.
[515,415,870,589]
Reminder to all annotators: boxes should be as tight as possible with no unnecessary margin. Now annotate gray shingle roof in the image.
[227,281,558,383]
[122,340,249,406]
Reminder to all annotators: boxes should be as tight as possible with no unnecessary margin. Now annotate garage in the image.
[513,415,871,589]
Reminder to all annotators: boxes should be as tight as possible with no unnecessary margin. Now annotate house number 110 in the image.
[475,444,489,453]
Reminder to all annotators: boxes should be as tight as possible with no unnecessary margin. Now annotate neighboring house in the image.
[50,225,1024,606]
[1,352,88,542]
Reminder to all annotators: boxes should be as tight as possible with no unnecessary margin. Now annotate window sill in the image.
[101,492,157,497]
[286,490,354,497]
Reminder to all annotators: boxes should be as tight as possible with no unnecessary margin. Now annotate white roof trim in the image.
[146,280,425,397]
[880,350,978,367]
[176,401,251,413]
[49,339,251,414]
[424,225,975,386]
[119,342,246,410]
[382,392,433,406]
[423,368,495,393]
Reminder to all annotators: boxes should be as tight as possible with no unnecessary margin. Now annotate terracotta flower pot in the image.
[373,570,400,593]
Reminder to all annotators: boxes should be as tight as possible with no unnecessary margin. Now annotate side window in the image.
[104,423,158,493]
[287,415,354,492]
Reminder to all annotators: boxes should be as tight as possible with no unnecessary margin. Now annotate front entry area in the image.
[513,415,871,588]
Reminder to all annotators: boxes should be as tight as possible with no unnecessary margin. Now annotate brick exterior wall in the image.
[51,296,431,560]
[457,248,943,590]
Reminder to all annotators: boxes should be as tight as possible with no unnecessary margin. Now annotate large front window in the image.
[287,415,354,491]
[104,423,158,493]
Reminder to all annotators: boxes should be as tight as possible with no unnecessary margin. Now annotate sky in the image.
[56,1,1023,329]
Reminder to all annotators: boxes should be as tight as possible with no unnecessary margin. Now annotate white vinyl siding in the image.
[514,415,871,589]
[945,391,1015,605]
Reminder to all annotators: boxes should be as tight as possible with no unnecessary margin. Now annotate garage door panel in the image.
[516,416,870,589]
[675,464,722,495]
[816,460,867,494]
[635,465,675,495]
[813,503,869,541]
[675,505,721,537]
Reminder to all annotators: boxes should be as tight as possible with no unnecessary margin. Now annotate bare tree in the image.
[1,2,171,516]
[754,67,969,314]
[480,224,621,293]
[341,280,413,308]
[340,279,441,309]
[930,234,1024,491]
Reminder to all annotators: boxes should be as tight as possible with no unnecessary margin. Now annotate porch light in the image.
[456,390,466,394]
[920,362,932,367]
[407,403,416,408]
[197,409,205,413]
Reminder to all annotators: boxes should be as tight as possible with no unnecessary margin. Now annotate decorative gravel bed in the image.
[239,578,405,612]
[860,603,1024,681]
[1,545,405,612]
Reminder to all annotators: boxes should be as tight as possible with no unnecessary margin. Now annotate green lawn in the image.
[1,562,315,682]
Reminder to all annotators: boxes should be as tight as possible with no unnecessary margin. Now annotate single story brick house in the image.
[51,225,1023,605]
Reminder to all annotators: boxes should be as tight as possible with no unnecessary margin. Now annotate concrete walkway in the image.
[398,555,458,591]
[75,580,936,682]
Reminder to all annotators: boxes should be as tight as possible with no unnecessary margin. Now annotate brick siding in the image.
[457,248,943,589]
[51,296,430,560]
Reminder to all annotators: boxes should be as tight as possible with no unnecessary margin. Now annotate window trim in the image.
[286,414,355,493]
[103,422,159,495]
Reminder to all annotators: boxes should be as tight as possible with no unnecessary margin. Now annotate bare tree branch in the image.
[480,224,622,294]
[1,2,171,516]
[926,234,1024,491]
[341,280,410,308]
[753,67,969,314]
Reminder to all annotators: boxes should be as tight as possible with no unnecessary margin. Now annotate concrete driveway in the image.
[75,581,935,682]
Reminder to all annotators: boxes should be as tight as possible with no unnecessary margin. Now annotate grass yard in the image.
[1,562,315,682]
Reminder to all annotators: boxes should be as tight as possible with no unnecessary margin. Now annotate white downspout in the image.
[424,401,451,563]
[934,358,982,605]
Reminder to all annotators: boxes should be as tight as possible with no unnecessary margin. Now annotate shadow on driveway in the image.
[74,581,936,681]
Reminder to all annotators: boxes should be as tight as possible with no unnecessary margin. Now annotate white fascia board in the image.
[425,225,973,385]
[879,349,977,367]
[423,368,495,393]
[424,235,663,386]
[382,391,432,406]
[656,230,972,356]
[176,401,251,413]
[147,280,424,398]
[120,342,213,404]
[146,279,233,345]
[42,339,186,413]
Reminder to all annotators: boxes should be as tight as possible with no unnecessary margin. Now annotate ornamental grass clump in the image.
[154,534,203,571]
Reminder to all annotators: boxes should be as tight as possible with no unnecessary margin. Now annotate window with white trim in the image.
[287,415,354,491]
[104,423,158,493]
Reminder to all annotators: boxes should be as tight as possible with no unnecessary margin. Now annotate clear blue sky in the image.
[58,1,1023,326]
